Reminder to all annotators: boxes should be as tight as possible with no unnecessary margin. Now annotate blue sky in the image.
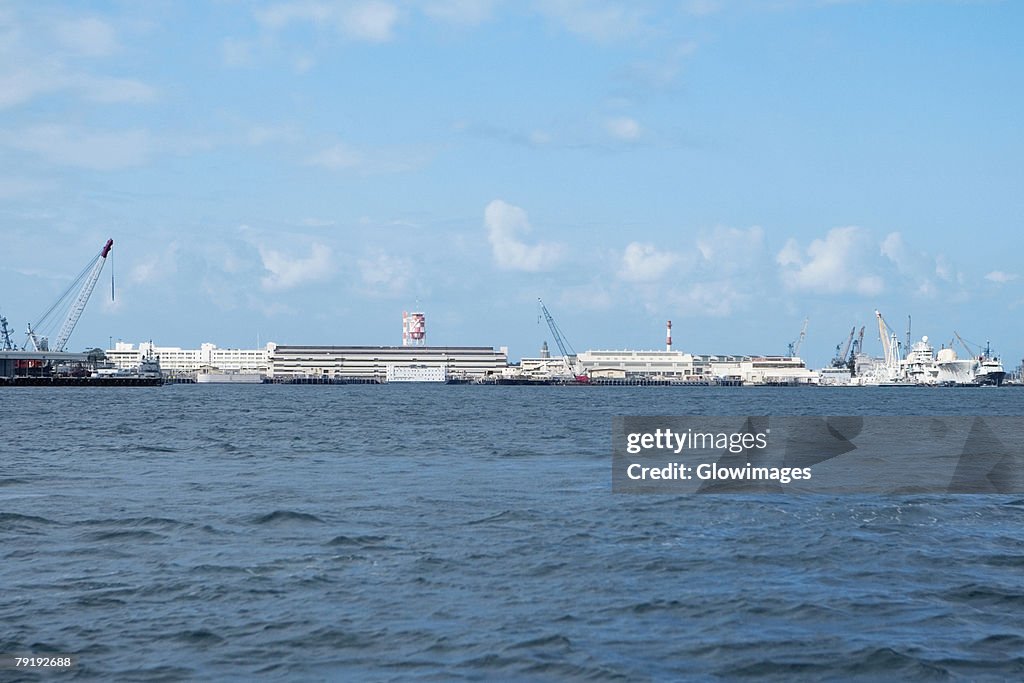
[1,0,1021,367]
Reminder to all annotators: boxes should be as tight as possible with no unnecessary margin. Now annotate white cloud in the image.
[258,243,334,291]
[342,1,400,41]
[484,199,564,271]
[422,0,497,25]
[985,270,1018,284]
[777,226,885,296]
[684,0,722,17]
[605,116,641,141]
[256,1,400,42]
[618,242,678,282]
[665,280,746,318]
[0,12,154,109]
[306,141,429,173]
[881,231,965,298]
[615,225,768,317]
[0,176,53,199]
[256,2,333,29]
[246,124,299,146]
[71,74,157,104]
[307,143,364,169]
[2,125,152,169]
[559,283,614,311]
[53,17,118,56]
[357,251,410,297]
[0,65,154,109]
[538,0,646,42]
[222,38,254,67]
[696,226,763,272]
[880,231,906,267]
[128,242,179,285]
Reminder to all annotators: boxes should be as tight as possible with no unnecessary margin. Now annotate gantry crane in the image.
[26,239,113,352]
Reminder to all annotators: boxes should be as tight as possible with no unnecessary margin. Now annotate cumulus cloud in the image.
[605,116,641,141]
[777,226,885,296]
[258,242,334,290]
[616,225,767,317]
[618,242,678,282]
[985,270,1018,284]
[484,200,564,271]
[696,226,763,272]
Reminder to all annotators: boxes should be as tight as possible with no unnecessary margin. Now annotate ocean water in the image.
[3,385,1024,681]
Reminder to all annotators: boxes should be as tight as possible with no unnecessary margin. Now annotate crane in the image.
[787,318,808,358]
[875,310,893,365]
[537,298,588,381]
[953,331,988,360]
[832,326,856,368]
[0,314,15,351]
[875,309,906,368]
[852,325,865,359]
[26,239,113,352]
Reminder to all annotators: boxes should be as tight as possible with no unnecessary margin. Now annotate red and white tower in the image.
[402,311,426,347]
[666,320,672,352]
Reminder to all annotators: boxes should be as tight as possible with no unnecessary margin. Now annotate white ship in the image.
[936,340,1005,386]
[935,347,976,385]
[849,311,1006,387]
[900,336,939,385]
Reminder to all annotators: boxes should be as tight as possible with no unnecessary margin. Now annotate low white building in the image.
[575,349,709,380]
[105,341,272,375]
[267,345,508,381]
[709,356,818,385]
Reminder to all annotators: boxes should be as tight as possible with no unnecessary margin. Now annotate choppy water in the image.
[3,385,1024,681]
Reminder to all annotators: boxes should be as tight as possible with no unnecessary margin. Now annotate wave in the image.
[325,534,387,547]
[251,510,326,525]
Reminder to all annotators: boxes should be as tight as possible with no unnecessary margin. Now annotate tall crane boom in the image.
[788,318,808,357]
[953,331,978,358]
[837,326,855,362]
[0,315,14,351]
[875,310,891,365]
[537,298,583,378]
[28,239,113,352]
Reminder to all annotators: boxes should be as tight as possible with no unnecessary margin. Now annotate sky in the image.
[1,0,1022,368]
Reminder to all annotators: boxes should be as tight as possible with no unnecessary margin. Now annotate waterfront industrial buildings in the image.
[101,341,818,385]
[104,341,510,382]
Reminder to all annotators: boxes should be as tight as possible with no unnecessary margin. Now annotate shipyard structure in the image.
[104,341,508,382]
